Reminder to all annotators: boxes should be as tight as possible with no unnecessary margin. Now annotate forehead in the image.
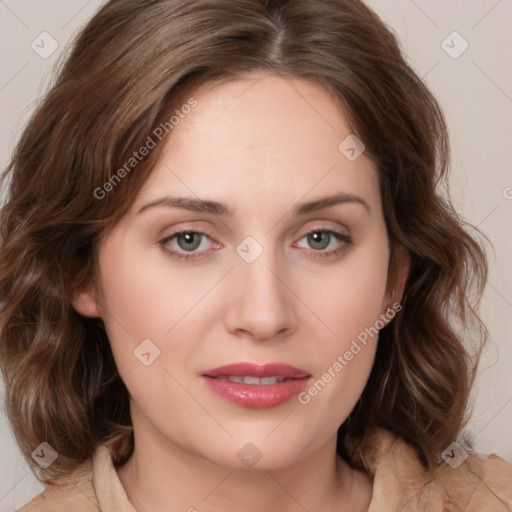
[133,74,381,217]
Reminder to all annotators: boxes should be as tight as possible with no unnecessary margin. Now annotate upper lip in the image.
[202,362,310,379]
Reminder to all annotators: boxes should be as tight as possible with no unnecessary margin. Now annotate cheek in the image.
[95,240,212,426]
[294,234,389,417]
[97,235,216,342]
[300,231,390,353]
[95,233,232,409]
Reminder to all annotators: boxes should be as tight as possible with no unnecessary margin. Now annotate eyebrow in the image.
[138,192,371,216]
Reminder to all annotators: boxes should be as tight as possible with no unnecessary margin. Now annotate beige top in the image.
[18,428,512,512]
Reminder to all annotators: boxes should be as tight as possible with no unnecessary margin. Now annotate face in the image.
[75,74,408,469]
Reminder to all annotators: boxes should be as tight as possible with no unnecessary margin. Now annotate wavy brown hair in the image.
[0,0,488,482]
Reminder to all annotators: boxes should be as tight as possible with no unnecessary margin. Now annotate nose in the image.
[224,247,298,342]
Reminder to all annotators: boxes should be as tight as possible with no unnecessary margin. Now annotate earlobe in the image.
[71,284,101,318]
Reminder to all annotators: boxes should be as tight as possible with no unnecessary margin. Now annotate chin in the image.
[193,435,311,471]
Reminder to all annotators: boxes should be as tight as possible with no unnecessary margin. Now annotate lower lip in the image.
[202,376,311,409]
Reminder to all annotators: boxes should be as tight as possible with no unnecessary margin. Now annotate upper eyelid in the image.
[161,218,350,237]
[163,225,348,238]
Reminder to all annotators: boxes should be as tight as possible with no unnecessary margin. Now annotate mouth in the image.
[201,362,311,409]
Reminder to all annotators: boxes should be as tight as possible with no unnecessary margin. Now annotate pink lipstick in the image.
[201,362,311,409]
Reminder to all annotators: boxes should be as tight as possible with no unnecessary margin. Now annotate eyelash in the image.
[159,228,353,262]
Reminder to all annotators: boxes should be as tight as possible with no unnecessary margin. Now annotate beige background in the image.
[0,0,511,510]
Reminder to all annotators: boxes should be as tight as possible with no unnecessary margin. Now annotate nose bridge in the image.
[226,237,296,340]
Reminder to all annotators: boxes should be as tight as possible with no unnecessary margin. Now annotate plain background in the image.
[0,1,511,510]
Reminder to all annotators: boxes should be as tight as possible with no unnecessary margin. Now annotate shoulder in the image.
[16,442,135,512]
[16,457,98,512]
[351,427,512,511]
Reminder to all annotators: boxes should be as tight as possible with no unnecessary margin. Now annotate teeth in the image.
[214,376,287,385]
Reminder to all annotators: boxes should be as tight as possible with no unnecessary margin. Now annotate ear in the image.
[71,282,101,318]
[388,243,411,304]
[380,243,411,319]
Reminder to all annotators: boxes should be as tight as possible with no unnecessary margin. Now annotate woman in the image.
[1,0,511,510]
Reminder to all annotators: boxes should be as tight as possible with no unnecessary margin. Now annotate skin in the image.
[74,73,410,512]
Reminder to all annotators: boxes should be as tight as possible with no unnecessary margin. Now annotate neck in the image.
[116,413,372,512]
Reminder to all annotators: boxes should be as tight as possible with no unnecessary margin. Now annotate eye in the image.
[159,227,353,262]
[293,229,353,258]
[159,230,217,261]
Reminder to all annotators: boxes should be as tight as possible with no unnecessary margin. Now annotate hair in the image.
[0,0,488,482]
